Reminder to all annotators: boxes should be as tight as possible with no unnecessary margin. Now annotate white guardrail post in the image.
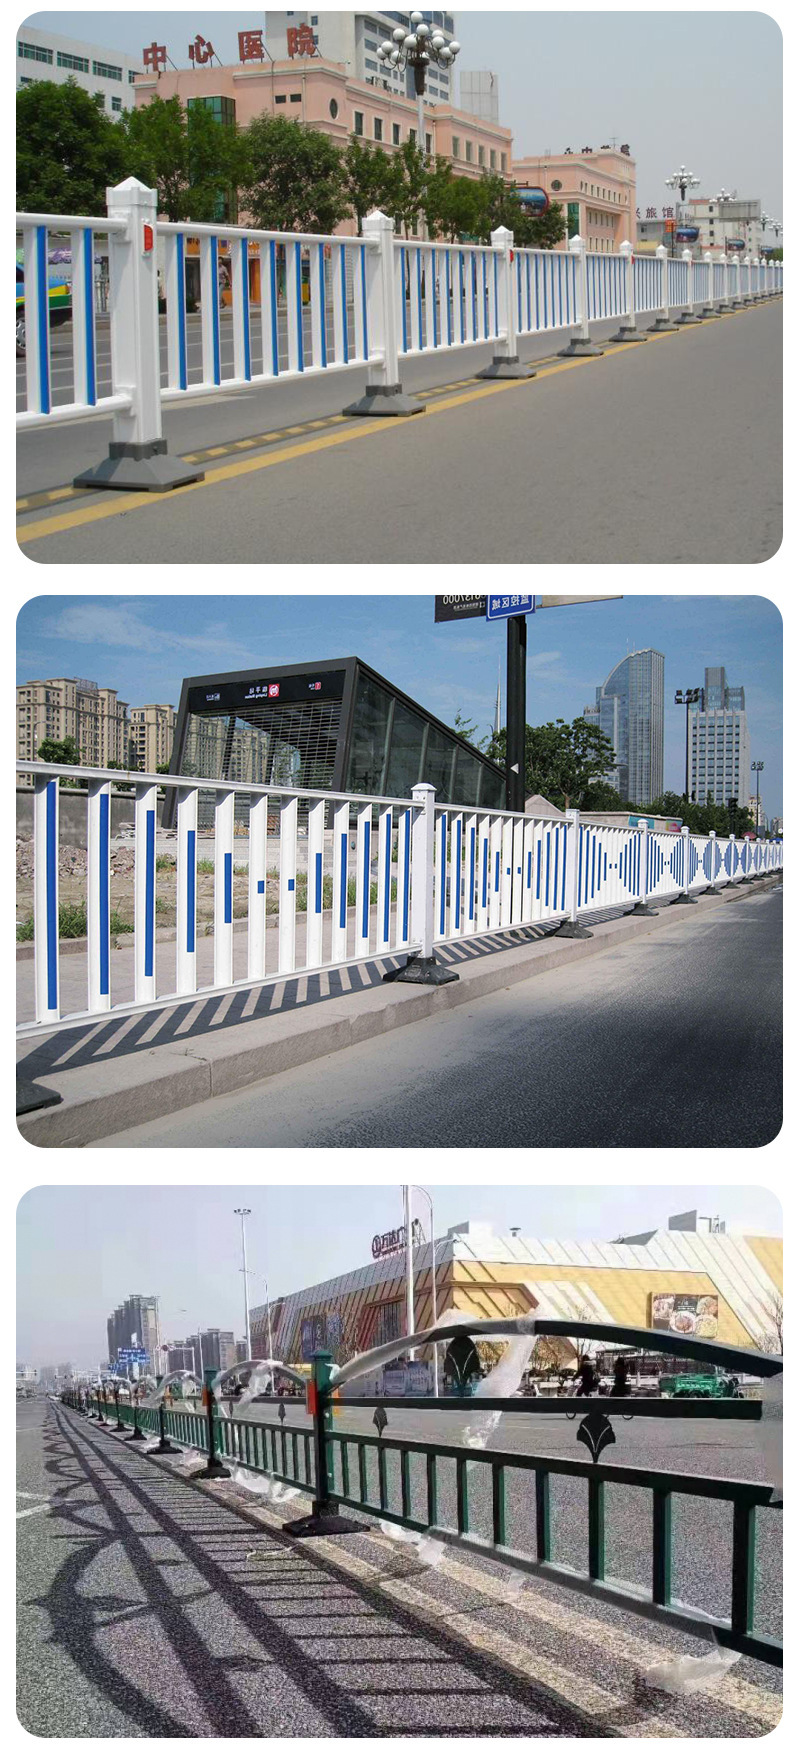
[343,210,425,417]
[74,179,203,492]
[478,226,537,379]
[673,824,698,904]
[555,809,593,938]
[717,251,733,312]
[676,247,702,324]
[699,250,717,317]
[648,244,678,333]
[385,783,458,986]
[559,235,604,357]
[632,818,659,914]
[609,239,644,343]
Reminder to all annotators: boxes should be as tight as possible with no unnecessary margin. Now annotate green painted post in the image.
[152,1392,181,1455]
[588,1478,606,1580]
[652,1488,672,1605]
[113,1386,127,1432]
[283,1352,362,1538]
[196,1368,231,1479]
[731,1499,756,1637]
[427,1453,438,1528]
[456,1456,470,1535]
[492,1463,506,1547]
[130,1386,146,1442]
[535,1469,551,1560]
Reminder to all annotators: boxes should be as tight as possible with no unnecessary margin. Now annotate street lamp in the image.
[409,1183,439,1396]
[674,688,702,800]
[377,14,460,160]
[714,189,734,256]
[751,760,764,836]
[665,164,700,255]
[234,1208,252,1360]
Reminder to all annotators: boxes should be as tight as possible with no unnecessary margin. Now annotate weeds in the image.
[16,901,134,942]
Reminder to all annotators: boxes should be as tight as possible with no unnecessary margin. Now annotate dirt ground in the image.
[16,841,279,933]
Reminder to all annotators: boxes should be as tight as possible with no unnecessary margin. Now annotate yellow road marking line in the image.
[13,334,728,546]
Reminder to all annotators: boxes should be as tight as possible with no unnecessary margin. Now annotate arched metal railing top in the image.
[327,1315,782,1391]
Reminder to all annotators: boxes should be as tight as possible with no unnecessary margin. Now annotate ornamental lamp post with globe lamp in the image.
[665,164,700,255]
[377,16,460,160]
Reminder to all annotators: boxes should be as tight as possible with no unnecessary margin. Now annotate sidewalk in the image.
[17,878,777,1147]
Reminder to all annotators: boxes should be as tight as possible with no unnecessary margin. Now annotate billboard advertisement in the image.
[650,1293,719,1338]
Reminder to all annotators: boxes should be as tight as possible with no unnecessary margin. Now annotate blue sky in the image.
[16,594,783,816]
[17,1183,782,1366]
[25,9,783,220]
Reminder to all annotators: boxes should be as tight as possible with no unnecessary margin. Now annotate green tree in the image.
[119,96,249,223]
[390,138,428,239]
[17,78,127,214]
[37,735,82,787]
[240,115,348,234]
[486,718,617,809]
[423,158,482,242]
[449,710,482,745]
[343,136,399,229]
[580,779,627,813]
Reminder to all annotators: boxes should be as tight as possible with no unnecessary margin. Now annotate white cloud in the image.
[51,603,252,659]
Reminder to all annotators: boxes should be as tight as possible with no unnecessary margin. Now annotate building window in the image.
[290,92,301,102]
[92,60,122,81]
[426,132,431,153]
[501,152,507,172]
[19,75,34,84]
[129,70,137,83]
[374,116,383,140]
[552,177,562,190]
[18,41,53,63]
[365,56,378,70]
[57,51,90,72]
[329,98,338,118]
[274,92,286,102]
[452,135,460,158]
[392,121,400,144]
[478,145,485,167]
[465,140,473,162]
[490,149,496,169]
[354,110,364,135]
[111,95,122,111]
[94,93,105,107]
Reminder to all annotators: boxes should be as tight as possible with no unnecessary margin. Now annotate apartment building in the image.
[17,24,143,114]
[129,704,176,773]
[17,677,130,770]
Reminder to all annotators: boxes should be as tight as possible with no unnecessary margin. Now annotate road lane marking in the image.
[16,323,759,546]
[17,1501,53,1519]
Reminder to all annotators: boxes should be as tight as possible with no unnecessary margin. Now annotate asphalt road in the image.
[17,300,781,563]
[102,885,782,1149]
[18,1399,781,1737]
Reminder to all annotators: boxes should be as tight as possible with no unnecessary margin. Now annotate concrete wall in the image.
[17,787,156,843]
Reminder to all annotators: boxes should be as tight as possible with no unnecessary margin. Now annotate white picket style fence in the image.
[16,177,783,482]
[17,760,782,1039]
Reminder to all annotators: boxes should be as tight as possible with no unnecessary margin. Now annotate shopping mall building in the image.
[249,1214,782,1375]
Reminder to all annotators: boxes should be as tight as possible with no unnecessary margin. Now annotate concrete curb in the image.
[18,877,780,1148]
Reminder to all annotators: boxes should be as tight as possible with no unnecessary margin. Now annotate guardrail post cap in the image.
[656,244,667,259]
[361,208,394,233]
[490,224,513,246]
[411,781,435,802]
[568,233,584,253]
[619,238,632,256]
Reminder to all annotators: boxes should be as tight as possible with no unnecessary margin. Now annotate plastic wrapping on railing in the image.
[142,1371,200,1410]
[231,1464,298,1504]
[461,1334,535,1449]
[379,1520,447,1568]
[642,1633,742,1694]
[211,1358,307,1421]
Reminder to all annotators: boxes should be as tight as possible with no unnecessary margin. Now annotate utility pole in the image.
[506,615,528,813]
[234,1207,252,1359]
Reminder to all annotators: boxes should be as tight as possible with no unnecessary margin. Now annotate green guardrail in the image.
[61,1321,782,1670]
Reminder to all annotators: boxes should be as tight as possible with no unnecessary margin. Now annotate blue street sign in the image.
[118,1347,149,1361]
[486,594,535,621]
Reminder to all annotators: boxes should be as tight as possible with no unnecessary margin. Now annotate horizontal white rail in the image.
[16,762,782,1039]
[16,182,784,481]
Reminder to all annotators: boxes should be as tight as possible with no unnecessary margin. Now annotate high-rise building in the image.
[17,25,143,112]
[17,677,130,774]
[129,704,176,774]
[106,1294,161,1372]
[686,195,764,260]
[585,649,664,805]
[263,10,458,106]
[689,667,750,809]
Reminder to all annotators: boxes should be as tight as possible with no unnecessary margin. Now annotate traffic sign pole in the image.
[507,616,527,813]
